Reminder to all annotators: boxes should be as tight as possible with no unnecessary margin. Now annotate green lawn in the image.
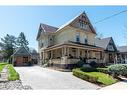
[7,64,20,81]
[73,68,118,86]
[84,72,117,85]
[0,63,19,81]
[0,63,7,72]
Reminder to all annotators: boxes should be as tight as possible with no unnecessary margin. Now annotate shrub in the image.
[108,64,127,78]
[76,60,85,67]
[42,59,50,67]
[89,61,98,68]
[96,68,108,74]
[96,63,107,68]
[80,67,97,72]
[72,69,98,83]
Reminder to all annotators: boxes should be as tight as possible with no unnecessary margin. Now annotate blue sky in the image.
[0,6,127,50]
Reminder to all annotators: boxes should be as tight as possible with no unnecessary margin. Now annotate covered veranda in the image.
[41,42,104,68]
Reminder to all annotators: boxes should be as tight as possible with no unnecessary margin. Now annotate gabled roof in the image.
[117,46,127,53]
[95,37,112,49]
[40,23,58,33]
[36,23,58,40]
[56,11,96,34]
[12,46,31,56]
[37,11,97,40]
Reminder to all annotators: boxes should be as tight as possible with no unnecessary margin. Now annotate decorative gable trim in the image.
[56,11,97,35]
[106,37,117,51]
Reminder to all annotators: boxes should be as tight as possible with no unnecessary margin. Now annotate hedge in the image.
[96,68,108,74]
[80,67,97,72]
[80,67,108,74]
[108,64,127,77]
[72,69,98,83]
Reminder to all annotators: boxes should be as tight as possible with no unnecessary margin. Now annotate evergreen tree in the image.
[17,32,29,47]
[0,34,17,60]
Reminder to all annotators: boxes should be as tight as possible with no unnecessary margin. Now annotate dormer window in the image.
[76,33,80,43]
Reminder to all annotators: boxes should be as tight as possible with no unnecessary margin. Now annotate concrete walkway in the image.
[15,66,100,90]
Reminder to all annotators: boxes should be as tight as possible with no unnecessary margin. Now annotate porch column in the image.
[64,46,67,56]
[51,50,53,59]
[67,47,69,57]
[62,47,64,57]
[77,48,80,58]
[87,50,89,58]
[43,51,45,60]
[45,51,48,59]
[62,46,67,57]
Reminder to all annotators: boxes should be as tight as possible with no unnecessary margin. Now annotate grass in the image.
[73,68,118,86]
[84,72,117,85]
[7,64,20,81]
[0,63,7,72]
[0,62,19,81]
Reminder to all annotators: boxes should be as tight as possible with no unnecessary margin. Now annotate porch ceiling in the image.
[44,41,104,51]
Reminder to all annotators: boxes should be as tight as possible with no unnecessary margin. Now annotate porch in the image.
[41,42,104,68]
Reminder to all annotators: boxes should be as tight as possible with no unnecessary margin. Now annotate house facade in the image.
[12,46,39,66]
[11,46,31,66]
[37,12,105,69]
[117,46,127,63]
[95,37,118,64]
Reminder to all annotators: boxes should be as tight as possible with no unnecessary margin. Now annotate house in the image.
[95,37,118,64]
[117,46,127,63]
[11,46,31,66]
[37,12,104,69]
[11,46,39,66]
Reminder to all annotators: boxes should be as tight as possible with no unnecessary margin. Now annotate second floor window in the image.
[84,38,88,44]
[39,41,43,48]
[76,33,80,42]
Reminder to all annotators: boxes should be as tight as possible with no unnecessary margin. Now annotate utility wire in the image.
[95,10,127,24]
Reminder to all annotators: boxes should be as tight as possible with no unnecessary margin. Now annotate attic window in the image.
[79,19,88,30]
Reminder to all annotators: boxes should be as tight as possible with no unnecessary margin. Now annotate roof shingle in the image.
[95,37,112,49]
[40,23,58,33]
[117,46,127,53]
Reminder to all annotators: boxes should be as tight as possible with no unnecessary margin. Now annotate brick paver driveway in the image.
[15,66,101,89]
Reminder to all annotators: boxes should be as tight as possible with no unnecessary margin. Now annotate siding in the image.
[55,26,96,45]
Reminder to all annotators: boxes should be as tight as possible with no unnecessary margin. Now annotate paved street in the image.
[15,66,101,89]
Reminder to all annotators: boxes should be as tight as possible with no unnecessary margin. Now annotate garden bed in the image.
[0,63,7,72]
[7,64,20,81]
[73,68,118,86]
[0,63,19,81]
